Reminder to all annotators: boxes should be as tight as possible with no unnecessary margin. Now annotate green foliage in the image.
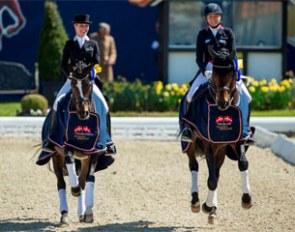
[38,0,68,81]
[104,77,188,112]
[104,77,295,113]
[20,94,48,115]
[0,102,21,116]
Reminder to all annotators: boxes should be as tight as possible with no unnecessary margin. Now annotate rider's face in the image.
[74,23,89,37]
[206,13,222,27]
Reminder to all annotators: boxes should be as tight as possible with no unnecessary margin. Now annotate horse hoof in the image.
[71,186,81,197]
[208,213,217,225]
[191,192,200,213]
[208,207,217,225]
[84,214,94,223]
[191,202,200,213]
[60,212,69,226]
[242,193,252,209]
[202,202,213,214]
[79,215,84,222]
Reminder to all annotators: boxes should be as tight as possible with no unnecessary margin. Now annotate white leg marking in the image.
[66,163,79,188]
[58,189,68,213]
[77,190,85,217]
[206,190,218,208]
[191,171,199,193]
[85,181,94,214]
[241,170,250,193]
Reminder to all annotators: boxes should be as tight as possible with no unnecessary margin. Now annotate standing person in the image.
[90,22,117,82]
[42,14,115,153]
[180,3,253,144]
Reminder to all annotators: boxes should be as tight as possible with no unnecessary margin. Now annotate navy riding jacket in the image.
[61,38,100,80]
[196,25,236,75]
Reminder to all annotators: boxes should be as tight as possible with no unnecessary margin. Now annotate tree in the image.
[38,0,68,82]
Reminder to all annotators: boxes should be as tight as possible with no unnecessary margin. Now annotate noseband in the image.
[208,62,237,105]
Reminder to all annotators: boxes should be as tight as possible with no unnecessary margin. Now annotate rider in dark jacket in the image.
[180,3,254,144]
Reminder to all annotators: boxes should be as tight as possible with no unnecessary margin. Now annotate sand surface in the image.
[0,138,294,232]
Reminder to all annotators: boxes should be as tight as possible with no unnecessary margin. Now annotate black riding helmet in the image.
[203,3,223,17]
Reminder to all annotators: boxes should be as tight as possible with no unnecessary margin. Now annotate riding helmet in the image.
[203,3,223,17]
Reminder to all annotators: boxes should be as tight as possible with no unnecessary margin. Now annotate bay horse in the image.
[42,61,110,225]
[180,46,252,224]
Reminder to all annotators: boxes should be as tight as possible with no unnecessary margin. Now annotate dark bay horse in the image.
[47,61,107,225]
[181,46,252,224]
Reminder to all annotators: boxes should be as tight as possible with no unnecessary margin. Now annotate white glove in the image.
[204,70,212,79]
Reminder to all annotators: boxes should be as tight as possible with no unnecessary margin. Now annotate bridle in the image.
[70,73,93,107]
[63,61,94,116]
[208,60,238,106]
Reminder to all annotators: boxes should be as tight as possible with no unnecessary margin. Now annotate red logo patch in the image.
[74,126,91,134]
[215,116,233,125]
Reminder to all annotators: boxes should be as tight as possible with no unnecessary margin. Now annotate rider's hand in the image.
[204,70,212,79]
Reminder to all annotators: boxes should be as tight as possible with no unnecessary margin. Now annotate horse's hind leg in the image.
[84,155,98,223]
[65,150,80,197]
[238,144,252,209]
[52,153,69,226]
[186,143,200,213]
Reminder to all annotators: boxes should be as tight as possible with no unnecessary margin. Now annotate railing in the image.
[1,117,295,139]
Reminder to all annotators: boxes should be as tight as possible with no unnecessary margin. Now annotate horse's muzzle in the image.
[78,110,90,120]
[217,100,230,111]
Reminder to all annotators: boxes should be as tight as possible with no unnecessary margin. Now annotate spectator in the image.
[90,22,117,82]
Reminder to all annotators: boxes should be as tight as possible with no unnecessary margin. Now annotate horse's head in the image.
[69,61,93,120]
[208,46,237,110]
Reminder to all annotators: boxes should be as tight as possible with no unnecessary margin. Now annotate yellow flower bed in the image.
[104,76,295,112]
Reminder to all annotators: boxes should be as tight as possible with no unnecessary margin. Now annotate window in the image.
[233,2,282,48]
[168,1,282,49]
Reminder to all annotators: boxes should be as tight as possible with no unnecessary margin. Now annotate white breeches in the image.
[186,73,252,104]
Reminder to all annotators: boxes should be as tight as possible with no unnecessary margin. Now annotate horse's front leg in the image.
[203,147,225,224]
[75,153,90,222]
[83,154,98,223]
[65,149,80,197]
[238,144,252,209]
[52,153,69,226]
[186,142,200,213]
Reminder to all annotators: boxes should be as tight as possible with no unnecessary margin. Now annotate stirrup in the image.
[245,136,255,145]
[180,127,193,142]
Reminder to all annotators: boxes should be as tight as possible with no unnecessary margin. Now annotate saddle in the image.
[37,92,114,171]
[180,83,243,151]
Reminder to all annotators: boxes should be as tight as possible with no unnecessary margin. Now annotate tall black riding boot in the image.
[42,110,58,153]
[246,103,255,145]
[179,99,193,142]
[106,112,116,154]
[107,112,112,137]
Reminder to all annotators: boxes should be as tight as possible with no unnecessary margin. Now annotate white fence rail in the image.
[0,117,295,140]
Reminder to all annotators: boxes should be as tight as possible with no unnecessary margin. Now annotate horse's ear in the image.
[228,50,236,60]
[208,45,218,60]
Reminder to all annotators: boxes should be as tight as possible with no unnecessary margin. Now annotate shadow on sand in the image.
[0,219,200,231]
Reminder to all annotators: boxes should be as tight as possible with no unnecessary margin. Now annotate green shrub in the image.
[21,94,48,115]
[38,0,68,81]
